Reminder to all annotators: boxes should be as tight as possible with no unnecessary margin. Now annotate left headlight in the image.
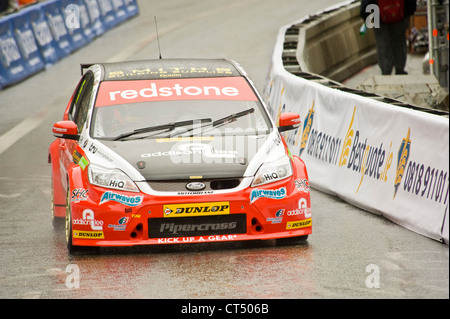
[251,156,293,187]
[88,163,139,192]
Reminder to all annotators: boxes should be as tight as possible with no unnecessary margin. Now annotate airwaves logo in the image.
[393,128,411,199]
[99,191,143,206]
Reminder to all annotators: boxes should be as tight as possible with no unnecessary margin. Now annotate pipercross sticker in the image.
[96,77,258,107]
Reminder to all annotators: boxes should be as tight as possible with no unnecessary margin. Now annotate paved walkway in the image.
[342,53,448,111]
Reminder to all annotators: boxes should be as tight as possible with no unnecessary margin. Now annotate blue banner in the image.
[41,0,73,59]
[26,5,60,66]
[10,8,46,78]
[83,0,105,37]
[0,0,139,90]
[0,17,30,87]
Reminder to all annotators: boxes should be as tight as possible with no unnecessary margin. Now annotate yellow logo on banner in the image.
[393,127,411,199]
[163,202,230,217]
[286,218,312,230]
[339,106,356,167]
[298,101,315,155]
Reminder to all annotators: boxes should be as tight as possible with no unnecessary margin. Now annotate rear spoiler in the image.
[80,63,95,75]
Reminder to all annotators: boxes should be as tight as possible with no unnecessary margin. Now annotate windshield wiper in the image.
[212,108,254,127]
[112,118,212,141]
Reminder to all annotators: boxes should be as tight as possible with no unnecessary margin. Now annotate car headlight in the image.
[88,164,139,192]
[252,156,293,187]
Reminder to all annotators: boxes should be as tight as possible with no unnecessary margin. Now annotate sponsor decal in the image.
[96,77,258,107]
[106,65,235,80]
[71,188,88,202]
[160,221,238,235]
[267,209,284,224]
[100,191,143,206]
[163,202,230,218]
[286,218,312,230]
[72,209,103,230]
[286,198,311,217]
[294,179,310,193]
[108,217,129,231]
[177,191,214,196]
[157,235,238,243]
[250,187,286,203]
[72,150,89,170]
[149,214,246,238]
[73,230,104,239]
[141,143,237,160]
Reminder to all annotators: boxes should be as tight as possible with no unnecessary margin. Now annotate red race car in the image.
[48,59,311,252]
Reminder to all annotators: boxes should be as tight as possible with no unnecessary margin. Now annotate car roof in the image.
[82,58,245,81]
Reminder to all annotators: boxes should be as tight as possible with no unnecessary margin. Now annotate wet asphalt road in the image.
[0,0,448,302]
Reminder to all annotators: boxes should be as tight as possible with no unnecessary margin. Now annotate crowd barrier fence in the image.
[264,1,449,244]
[0,0,139,89]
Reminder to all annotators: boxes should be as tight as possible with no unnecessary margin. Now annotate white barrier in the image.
[264,8,449,244]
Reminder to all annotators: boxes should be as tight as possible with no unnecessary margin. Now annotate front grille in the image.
[148,178,242,192]
[148,214,247,238]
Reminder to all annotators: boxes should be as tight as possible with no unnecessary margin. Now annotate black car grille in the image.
[148,214,246,238]
[148,178,242,192]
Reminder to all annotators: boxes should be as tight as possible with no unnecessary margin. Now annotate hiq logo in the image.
[65,4,80,30]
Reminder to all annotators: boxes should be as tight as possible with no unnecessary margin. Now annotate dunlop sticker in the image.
[163,201,230,218]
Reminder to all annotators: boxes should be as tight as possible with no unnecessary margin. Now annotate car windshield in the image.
[91,100,271,139]
[90,77,272,140]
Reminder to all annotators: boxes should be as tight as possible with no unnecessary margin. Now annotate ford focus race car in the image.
[49,59,311,252]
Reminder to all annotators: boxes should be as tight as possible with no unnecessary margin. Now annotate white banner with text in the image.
[264,24,449,244]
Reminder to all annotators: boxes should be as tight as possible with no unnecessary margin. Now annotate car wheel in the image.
[65,188,77,253]
[276,235,308,246]
[51,179,64,230]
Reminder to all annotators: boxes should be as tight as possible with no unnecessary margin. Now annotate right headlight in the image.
[88,163,139,192]
[251,156,293,187]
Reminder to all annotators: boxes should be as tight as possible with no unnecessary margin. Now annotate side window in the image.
[68,72,94,132]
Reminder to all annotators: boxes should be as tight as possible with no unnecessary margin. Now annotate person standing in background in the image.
[361,0,417,75]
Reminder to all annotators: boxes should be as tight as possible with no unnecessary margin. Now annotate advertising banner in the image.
[0,0,139,90]
[0,17,30,87]
[265,23,449,243]
[41,0,73,59]
[10,8,46,76]
[26,5,60,66]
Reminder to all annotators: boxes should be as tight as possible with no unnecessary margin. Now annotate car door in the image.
[59,72,94,191]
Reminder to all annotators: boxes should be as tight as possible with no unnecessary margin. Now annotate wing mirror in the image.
[52,121,79,140]
[278,112,301,132]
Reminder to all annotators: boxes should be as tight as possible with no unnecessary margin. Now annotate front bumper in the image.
[69,178,312,247]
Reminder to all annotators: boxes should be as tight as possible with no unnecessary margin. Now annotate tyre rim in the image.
[65,191,71,244]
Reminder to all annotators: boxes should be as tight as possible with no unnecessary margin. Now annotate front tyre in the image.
[276,235,308,246]
[51,179,64,230]
[65,188,78,253]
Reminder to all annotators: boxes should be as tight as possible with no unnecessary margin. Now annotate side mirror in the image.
[278,112,301,132]
[52,121,79,140]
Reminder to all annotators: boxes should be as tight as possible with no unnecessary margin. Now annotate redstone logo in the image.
[96,77,258,106]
